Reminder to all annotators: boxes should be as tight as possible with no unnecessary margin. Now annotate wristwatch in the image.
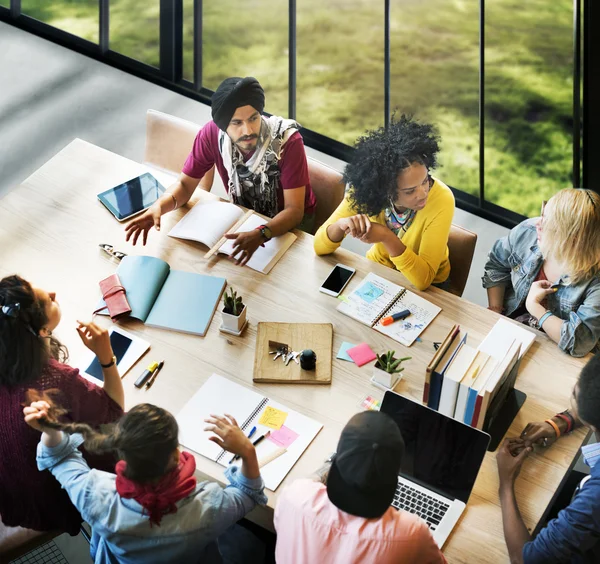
[100,355,117,368]
[257,224,273,242]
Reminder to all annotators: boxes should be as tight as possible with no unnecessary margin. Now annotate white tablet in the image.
[77,326,150,386]
[97,172,165,222]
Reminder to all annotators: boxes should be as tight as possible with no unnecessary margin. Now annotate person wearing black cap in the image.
[125,77,317,266]
[274,411,446,563]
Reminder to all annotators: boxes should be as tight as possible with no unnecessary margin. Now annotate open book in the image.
[177,374,323,491]
[168,199,297,274]
[337,272,442,346]
[96,255,226,336]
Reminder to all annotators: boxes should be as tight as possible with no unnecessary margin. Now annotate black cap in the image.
[211,77,265,131]
[327,411,404,518]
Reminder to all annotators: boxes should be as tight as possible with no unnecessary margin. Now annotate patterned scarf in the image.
[384,202,416,236]
[218,115,299,218]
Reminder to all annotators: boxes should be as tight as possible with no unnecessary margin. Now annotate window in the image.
[297,0,384,145]
[390,0,479,199]
[201,0,288,118]
[110,0,160,68]
[484,1,575,217]
[21,0,98,42]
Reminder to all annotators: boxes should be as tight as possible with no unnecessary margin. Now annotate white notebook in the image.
[176,374,322,491]
[337,272,442,346]
[478,318,536,360]
[169,200,296,274]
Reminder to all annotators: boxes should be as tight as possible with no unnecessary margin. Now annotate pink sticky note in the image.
[268,425,299,448]
[346,343,377,367]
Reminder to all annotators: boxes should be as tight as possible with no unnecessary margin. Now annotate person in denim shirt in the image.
[22,396,267,564]
[496,352,600,564]
[483,188,600,357]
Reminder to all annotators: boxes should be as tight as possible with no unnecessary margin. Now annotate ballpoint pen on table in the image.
[145,360,165,390]
[229,426,264,464]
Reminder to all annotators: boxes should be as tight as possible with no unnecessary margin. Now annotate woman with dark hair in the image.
[314,115,455,291]
[23,397,267,563]
[0,274,124,535]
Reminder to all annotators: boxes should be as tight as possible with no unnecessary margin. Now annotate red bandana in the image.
[115,451,197,526]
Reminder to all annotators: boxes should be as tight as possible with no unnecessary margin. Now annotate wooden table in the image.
[0,139,588,563]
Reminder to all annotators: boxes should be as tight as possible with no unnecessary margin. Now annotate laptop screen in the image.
[381,391,490,504]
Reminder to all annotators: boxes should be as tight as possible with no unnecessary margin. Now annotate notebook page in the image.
[336,272,404,326]
[177,374,265,462]
[374,290,442,346]
[225,398,323,491]
[169,200,244,249]
[217,213,297,274]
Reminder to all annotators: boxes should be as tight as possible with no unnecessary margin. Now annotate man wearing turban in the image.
[125,77,316,266]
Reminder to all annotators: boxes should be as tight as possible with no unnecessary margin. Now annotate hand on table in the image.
[76,321,114,366]
[224,230,264,266]
[204,414,254,458]
[496,438,532,487]
[520,420,562,449]
[124,203,162,246]
[525,280,556,316]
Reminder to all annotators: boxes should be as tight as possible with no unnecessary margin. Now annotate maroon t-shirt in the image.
[182,120,317,215]
[0,360,123,534]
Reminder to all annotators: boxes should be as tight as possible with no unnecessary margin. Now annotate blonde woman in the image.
[483,188,600,357]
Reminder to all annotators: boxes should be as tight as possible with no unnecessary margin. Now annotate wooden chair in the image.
[446,224,478,297]
[307,157,345,234]
[0,520,60,562]
[144,109,201,176]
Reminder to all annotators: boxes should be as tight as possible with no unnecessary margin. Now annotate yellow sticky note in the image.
[258,406,288,430]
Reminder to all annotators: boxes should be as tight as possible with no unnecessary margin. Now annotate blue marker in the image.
[229,426,257,464]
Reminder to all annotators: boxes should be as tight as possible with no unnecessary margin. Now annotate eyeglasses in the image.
[99,244,127,261]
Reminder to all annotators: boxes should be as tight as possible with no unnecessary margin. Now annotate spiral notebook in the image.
[337,272,442,346]
[176,374,323,490]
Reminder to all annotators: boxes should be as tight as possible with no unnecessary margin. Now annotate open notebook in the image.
[96,255,225,336]
[169,200,296,274]
[177,374,322,491]
[337,272,442,346]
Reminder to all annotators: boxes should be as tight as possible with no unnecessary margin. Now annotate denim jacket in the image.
[37,433,267,564]
[482,218,600,357]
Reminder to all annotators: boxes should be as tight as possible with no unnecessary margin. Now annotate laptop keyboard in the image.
[391,482,450,531]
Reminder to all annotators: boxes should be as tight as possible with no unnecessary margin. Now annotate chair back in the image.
[144,110,201,175]
[447,224,478,297]
[307,157,345,234]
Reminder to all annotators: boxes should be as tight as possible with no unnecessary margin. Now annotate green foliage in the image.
[21,0,577,218]
[223,287,244,316]
[375,351,411,375]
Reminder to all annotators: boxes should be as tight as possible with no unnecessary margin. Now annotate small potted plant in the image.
[371,350,411,390]
[221,287,247,334]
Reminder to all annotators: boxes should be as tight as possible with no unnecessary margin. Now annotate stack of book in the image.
[423,320,535,430]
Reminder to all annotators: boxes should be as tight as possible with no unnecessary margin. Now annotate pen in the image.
[134,361,158,388]
[228,427,259,464]
[381,309,411,326]
[145,360,165,390]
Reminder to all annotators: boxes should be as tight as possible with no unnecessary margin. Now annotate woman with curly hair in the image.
[314,116,455,291]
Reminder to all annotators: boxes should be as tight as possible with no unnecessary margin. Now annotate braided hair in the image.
[26,390,179,483]
[343,114,441,216]
[0,275,67,387]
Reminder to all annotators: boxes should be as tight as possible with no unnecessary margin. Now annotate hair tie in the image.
[1,302,22,318]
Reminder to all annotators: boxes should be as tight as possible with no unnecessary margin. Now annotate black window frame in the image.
[1,0,597,229]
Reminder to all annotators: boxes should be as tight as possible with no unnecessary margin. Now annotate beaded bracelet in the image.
[545,418,561,438]
[555,413,572,434]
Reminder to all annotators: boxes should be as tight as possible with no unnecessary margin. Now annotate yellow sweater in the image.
[314,178,455,291]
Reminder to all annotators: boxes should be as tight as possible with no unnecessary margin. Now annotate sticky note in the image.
[346,343,377,367]
[360,395,381,411]
[268,425,299,448]
[337,294,349,303]
[336,341,356,362]
[258,406,288,430]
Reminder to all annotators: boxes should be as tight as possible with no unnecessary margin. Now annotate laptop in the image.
[380,390,490,547]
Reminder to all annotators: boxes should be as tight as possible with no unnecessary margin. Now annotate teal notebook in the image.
[97,256,226,336]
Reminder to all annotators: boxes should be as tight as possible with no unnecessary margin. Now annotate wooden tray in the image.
[253,322,333,384]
